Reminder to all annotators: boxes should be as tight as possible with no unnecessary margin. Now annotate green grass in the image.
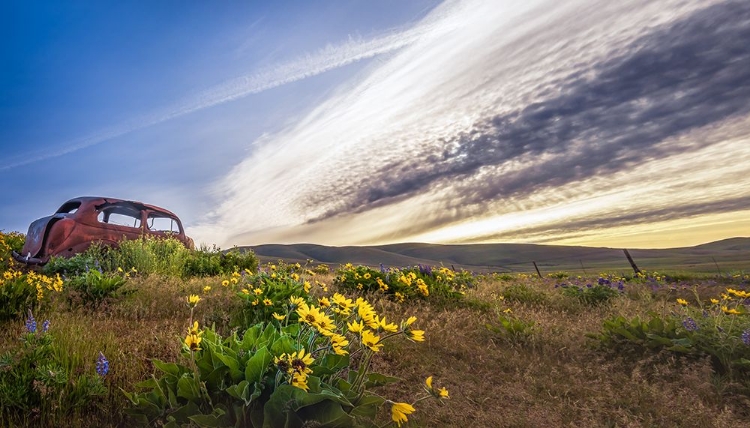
[2,232,750,427]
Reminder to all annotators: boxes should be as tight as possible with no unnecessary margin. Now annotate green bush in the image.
[0,273,37,322]
[0,231,25,271]
[42,251,103,277]
[560,284,621,306]
[0,270,63,322]
[588,306,750,377]
[66,269,130,308]
[500,283,548,305]
[234,270,309,329]
[108,236,189,276]
[183,247,259,278]
[486,314,536,344]
[124,293,441,427]
[0,313,107,425]
[333,264,470,303]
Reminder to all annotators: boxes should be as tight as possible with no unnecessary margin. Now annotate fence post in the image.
[532,261,542,278]
[623,249,641,274]
[712,257,722,276]
[579,260,587,275]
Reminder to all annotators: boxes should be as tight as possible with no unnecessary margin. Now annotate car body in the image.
[12,196,194,265]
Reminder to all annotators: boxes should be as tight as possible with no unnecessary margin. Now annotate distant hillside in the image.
[241,237,750,274]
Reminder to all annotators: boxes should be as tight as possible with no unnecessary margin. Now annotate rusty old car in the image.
[12,196,194,265]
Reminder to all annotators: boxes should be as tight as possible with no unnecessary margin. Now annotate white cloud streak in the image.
[190,0,750,248]
[0,8,455,171]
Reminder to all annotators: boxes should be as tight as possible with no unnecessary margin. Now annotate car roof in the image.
[60,196,181,219]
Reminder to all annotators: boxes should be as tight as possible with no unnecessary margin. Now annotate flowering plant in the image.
[0,312,106,425]
[125,290,443,427]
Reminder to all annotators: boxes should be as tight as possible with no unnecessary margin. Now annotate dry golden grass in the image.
[1,273,749,427]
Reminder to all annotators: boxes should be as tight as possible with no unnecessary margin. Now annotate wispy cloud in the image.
[191,0,750,248]
[0,8,455,171]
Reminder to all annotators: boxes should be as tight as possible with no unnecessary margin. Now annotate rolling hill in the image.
[241,237,750,274]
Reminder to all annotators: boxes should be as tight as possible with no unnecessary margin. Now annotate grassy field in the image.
[248,237,750,274]
[1,234,750,427]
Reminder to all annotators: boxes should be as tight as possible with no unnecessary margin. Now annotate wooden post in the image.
[623,249,641,274]
[712,257,722,277]
[532,261,542,278]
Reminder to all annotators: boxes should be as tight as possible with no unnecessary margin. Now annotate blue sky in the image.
[2,0,749,249]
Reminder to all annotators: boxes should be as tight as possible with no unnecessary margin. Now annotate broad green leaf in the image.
[168,401,202,424]
[188,408,228,428]
[242,325,264,350]
[270,335,296,356]
[153,360,184,377]
[364,373,401,388]
[176,375,200,401]
[350,394,385,418]
[245,346,272,383]
[226,380,252,405]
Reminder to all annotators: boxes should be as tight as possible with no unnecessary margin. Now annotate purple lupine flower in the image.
[25,312,37,334]
[617,282,624,291]
[682,317,699,332]
[41,320,50,333]
[96,352,109,377]
[742,330,750,346]
[380,263,386,274]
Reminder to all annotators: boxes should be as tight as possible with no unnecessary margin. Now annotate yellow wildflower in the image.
[291,372,309,391]
[676,298,688,306]
[221,280,229,287]
[722,306,741,315]
[408,329,425,342]
[203,286,211,294]
[187,294,201,308]
[391,402,415,427]
[185,333,202,351]
[273,312,286,321]
[263,298,273,306]
[347,320,364,334]
[361,329,383,352]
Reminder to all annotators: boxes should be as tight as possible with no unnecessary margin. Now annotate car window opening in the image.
[56,201,81,214]
[97,205,142,229]
[147,215,180,233]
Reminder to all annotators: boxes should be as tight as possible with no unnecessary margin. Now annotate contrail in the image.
[0,10,454,171]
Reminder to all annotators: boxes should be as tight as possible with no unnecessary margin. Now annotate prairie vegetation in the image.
[1,231,749,427]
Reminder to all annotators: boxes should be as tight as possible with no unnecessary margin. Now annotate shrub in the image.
[233,269,309,329]
[333,264,470,303]
[108,236,189,276]
[42,250,103,277]
[500,283,548,305]
[558,280,622,306]
[0,231,25,271]
[0,312,107,425]
[183,246,259,277]
[486,314,536,345]
[66,269,130,308]
[588,290,750,377]
[0,270,64,322]
[124,292,445,427]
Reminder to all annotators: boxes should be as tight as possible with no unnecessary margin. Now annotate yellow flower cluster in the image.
[27,271,64,301]
[726,288,750,299]
[184,321,203,351]
[274,349,315,391]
